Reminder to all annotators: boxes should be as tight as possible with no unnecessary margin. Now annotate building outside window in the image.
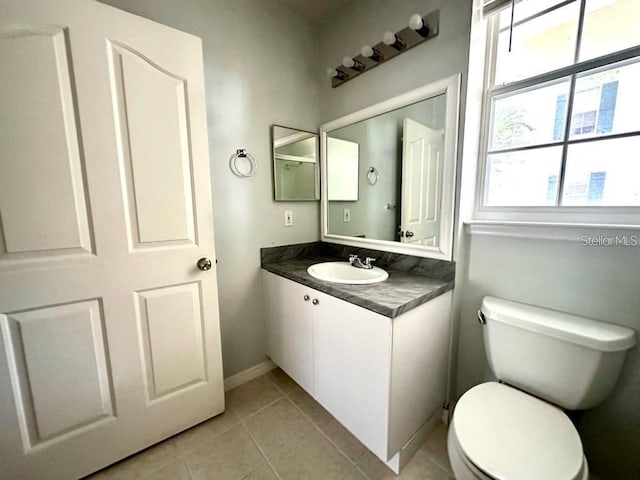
[478,0,640,220]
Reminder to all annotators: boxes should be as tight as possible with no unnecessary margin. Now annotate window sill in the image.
[464,220,640,242]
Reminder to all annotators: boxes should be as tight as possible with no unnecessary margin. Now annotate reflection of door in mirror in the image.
[327,138,359,201]
[401,118,443,246]
[272,126,318,201]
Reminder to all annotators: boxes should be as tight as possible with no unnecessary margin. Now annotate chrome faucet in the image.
[348,254,376,269]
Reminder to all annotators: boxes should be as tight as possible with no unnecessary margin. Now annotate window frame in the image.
[475,0,640,225]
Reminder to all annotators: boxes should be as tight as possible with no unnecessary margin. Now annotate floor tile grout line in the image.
[235,413,285,480]
[259,374,453,479]
[413,428,453,474]
[172,410,243,456]
[262,370,299,397]
[240,394,319,465]
[418,449,451,475]
[268,372,380,480]
[183,454,197,480]
[270,381,374,480]
[234,393,286,422]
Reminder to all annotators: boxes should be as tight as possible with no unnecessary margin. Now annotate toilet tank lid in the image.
[481,296,636,352]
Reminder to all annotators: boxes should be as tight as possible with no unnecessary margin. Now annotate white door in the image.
[400,118,443,246]
[0,1,224,478]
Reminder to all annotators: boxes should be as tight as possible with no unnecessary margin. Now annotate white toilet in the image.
[448,296,636,480]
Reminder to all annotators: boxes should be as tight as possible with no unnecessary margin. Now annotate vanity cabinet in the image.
[263,271,314,393]
[262,270,452,472]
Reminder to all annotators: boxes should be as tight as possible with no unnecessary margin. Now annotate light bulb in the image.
[383,31,397,46]
[342,56,364,71]
[409,14,423,30]
[360,45,374,57]
[361,44,383,62]
[342,56,355,68]
[326,68,346,81]
[383,31,406,50]
[409,13,430,37]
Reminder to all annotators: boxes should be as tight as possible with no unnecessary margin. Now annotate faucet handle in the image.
[365,257,376,266]
[348,254,359,264]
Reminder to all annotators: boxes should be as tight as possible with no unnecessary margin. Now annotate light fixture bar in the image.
[328,9,440,88]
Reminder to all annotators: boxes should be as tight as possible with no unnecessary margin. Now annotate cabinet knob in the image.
[304,294,310,301]
[312,298,319,306]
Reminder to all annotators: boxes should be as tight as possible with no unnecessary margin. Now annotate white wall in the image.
[99,0,321,377]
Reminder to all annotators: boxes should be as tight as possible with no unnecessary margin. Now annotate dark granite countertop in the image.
[261,243,455,318]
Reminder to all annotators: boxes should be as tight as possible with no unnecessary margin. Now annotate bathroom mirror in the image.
[321,75,460,260]
[271,125,319,201]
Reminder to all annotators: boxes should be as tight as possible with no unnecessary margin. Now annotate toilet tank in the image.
[480,296,636,410]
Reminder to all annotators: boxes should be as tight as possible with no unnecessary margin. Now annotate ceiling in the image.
[277,0,354,25]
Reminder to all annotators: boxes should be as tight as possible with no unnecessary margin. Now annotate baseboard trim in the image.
[384,407,443,474]
[224,359,276,391]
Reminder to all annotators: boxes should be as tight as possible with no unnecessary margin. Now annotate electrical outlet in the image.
[284,210,293,227]
[343,208,351,222]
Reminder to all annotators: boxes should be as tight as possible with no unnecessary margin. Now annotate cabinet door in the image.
[312,290,392,460]
[262,271,313,393]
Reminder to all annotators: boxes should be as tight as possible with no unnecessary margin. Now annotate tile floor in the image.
[87,368,453,480]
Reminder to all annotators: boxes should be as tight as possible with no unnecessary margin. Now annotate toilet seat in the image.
[451,382,585,480]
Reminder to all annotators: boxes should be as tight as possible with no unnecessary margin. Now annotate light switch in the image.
[284,210,293,226]
[343,208,351,222]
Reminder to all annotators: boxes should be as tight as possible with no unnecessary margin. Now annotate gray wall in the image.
[99,0,321,377]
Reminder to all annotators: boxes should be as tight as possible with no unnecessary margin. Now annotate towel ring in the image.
[366,166,379,185]
[229,149,257,177]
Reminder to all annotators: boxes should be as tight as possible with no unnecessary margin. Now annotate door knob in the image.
[304,294,310,301]
[312,299,319,306]
[405,231,414,238]
[197,257,212,271]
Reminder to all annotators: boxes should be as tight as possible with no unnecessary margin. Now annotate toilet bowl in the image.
[448,382,588,480]
[448,296,636,480]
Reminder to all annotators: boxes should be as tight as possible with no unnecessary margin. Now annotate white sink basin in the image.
[307,262,389,285]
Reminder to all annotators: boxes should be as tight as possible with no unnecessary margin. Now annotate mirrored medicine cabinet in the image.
[271,125,319,201]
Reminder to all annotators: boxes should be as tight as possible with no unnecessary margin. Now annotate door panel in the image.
[0,26,92,258]
[135,283,206,401]
[109,43,196,249]
[1,299,113,448]
[0,1,223,478]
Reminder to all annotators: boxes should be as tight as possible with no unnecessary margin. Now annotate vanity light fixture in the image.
[361,44,383,62]
[326,10,440,88]
[342,56,365,71]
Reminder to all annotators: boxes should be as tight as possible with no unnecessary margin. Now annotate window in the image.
[479,0,640,220]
